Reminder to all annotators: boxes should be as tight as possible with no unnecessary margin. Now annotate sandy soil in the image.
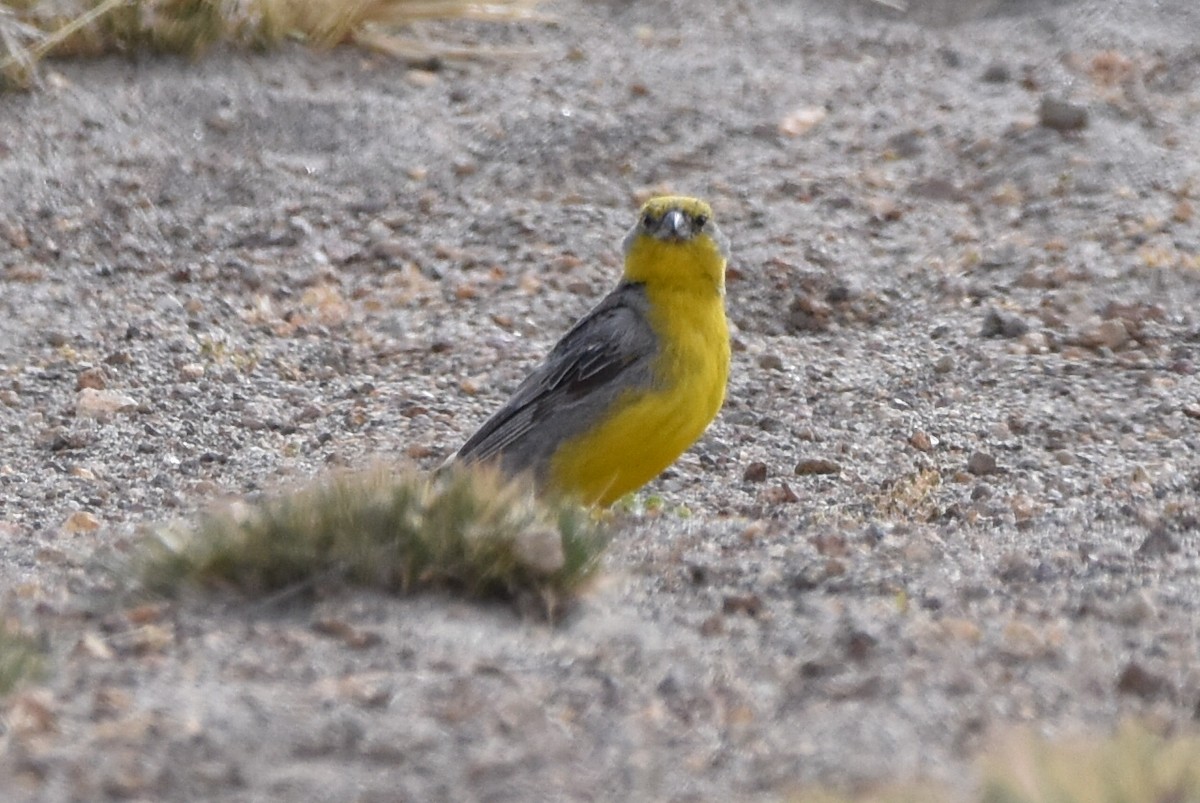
[1,0,1199,800]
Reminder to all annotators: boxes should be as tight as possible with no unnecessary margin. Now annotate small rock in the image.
[940,618,982,643]
[996,552,1034,582]
[206,107,238,133]
[1020,331,1049,354]
[76,388,137,418]
[1079,318,1130,351]
[981,308,1030,339]
[842,629,877,662]
[75,367,107,390]
[1000,620,1048,660]
[1138,527,1180,557]
[1039,96,1089,132]
[63,511,101,533]
[980,243,1019,268]
[43,427,95,451]
[1116,661,1172,700]
[311,618,383,650]
[885,129,924,159]
[1053,450,1076,465]
[179,363,205,381]
[757,353,784,371]
[966,452,999,476]
[1114,592,1156,626]
[722,594,764,617]
[74,632,115,660]
[933,355,955,374]
[406,69,439,88]
[981,63,1011,83]
[778,106,827,137]
[811,532,849,557]
[6,689,58,736]
[795,458,841,476]
[762,482,800,504]
[742,461,769,483]
[787,293,831,333]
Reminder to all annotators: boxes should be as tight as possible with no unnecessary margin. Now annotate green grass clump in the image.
[0,623,45,696]
[1,0,542,90]
[133,464,607,618]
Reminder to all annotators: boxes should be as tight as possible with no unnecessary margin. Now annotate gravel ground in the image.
[1,0,1199,800]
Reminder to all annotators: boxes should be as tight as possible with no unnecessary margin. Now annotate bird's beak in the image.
[662,209,688,240]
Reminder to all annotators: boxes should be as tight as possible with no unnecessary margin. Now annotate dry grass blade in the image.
[131,464,608,619]
[980,723,1200,803]
[355,0,544,25]
[0,0,545,91]
[788,722,1200,803]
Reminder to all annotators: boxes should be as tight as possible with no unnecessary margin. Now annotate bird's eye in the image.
[694,214,708,228]
[641,213,656,228]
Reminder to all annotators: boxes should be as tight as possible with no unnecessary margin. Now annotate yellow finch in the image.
[453,196,731,506]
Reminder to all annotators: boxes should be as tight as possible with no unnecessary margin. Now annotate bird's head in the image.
[621,196,729,294]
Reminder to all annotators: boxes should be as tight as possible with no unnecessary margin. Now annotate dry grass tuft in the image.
[789,721,1200,803]
[980,722,1200,803]
[1,0,543,89]
[131,463,608,619]
[0,622,44,696]
[874,467,942,521]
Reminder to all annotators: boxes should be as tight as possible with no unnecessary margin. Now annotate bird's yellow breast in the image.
[547,235,729,506]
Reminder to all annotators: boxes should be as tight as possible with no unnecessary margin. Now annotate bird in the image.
[452,196,731,507]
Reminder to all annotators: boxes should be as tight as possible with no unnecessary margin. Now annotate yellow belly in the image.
[547,293,729,506]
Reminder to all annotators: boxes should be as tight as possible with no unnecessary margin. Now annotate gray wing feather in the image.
[455,282,658,480]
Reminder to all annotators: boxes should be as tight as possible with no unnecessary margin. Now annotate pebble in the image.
[1114,591,1156,626]
[794,458,841,476]
[757,353,784,371]
[981,63,1011,83]
[1018,331,1049,354]
[1115,661,1172,700]
[841,629,877,662]
[940,618,982,643]
[778,106,827,137]
[1078,318,1130,351]
[62,511,101,533]
[762,482,800,504]
[179,363,205,381]
[722,594,764,617]
[1038,96,1089,132]
[742,461,768,483]
[1137,528,1180,557]
[1000,620,1049,660]
[75,388,138,418]
[75,367,107,390]
[966,452,998,476]
[980,308,1030,339]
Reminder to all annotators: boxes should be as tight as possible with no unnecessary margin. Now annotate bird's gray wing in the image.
[455,282,658,475]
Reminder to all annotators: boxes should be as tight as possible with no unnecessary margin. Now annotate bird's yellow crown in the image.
[621,196,729,295]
